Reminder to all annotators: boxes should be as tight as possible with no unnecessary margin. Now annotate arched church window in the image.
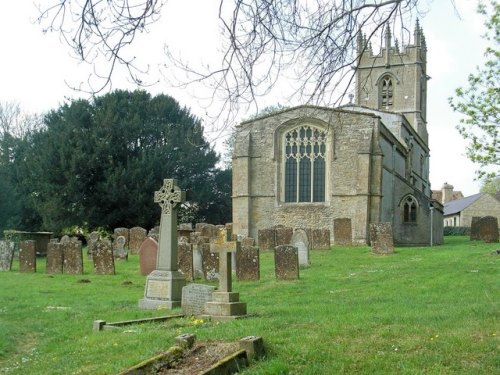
[401,195,418,223]
[284,125,327,202]
[380,76,393,109]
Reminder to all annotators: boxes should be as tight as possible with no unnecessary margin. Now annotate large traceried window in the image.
[284,125,327,203]
[380,76,393,109]
[401,195,418,223]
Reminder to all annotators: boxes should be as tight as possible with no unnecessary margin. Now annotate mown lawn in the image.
[0,236,498,374]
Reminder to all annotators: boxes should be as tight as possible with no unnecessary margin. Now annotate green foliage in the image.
[480,176,500,193]
[443,226,471,236]
[449,0,500,180]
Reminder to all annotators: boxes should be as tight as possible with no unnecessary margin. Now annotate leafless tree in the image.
[36,0,429,126]
[0,102,43,139]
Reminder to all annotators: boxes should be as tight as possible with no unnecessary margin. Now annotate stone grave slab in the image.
[275,227,293,246]
[19,240,36,273]
[114,227,130,249]
[129,227,147,254]
[291,229,310,266]
[236,245,260,281]
[312,228,331,249]
[478,216,499,243]
[201,242,219,281]
[93,239,115,275]
[87,231,100,258]
[470,217,481,241]
[181,283,215,316]
[0,240,15,271]
[178,241,194,281]
[201,224,218,239]
[241,237,255,246]
[114,235,128,260]
[177,223,193,241]
[274,245,299,280]
[370,223,394,254]
[139,237,158,276]
[63,239,83,274]
[46,242,63,274]
[258,228,276,250]
[334,218,352,246]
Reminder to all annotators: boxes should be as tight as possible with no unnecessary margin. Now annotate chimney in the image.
[442,182,454,204]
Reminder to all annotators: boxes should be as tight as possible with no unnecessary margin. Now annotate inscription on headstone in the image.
[93,239,115,275]
[236,245,260,281]
[181,284,215,316]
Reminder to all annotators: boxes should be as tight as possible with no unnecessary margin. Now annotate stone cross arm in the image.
[210,229,241,292]
[154,179,186,215]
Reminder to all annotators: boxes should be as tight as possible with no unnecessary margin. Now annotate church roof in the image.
[444,193,483,216]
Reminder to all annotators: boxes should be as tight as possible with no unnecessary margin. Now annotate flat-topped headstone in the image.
[63,239,83,274]
[370,222,394,254]
[19,240,36,273]
[236,245,260,281]
[139,237,158,276]
[312,228,331,249]
[46,242,63,274]
[129,227,147,254]
[177,223,193,241]
[476,216,499,243]
[93,239,115,275]
[139,178,187,309]
[291,229,310,266]
[275,227,293,246]
[334,218,352,246]
[178,241,194,281]
[274,245,299,280]
[114,228,129,249]
[181,283,215,316]
[258,228,276,250]
[0,240,15,271]
[113,235,128,260]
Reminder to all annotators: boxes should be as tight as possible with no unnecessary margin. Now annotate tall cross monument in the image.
[139,179,187,309]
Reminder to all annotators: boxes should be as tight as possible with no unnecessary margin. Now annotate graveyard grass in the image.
[0,237,498,374]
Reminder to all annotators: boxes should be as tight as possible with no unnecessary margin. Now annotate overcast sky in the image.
[0,0,490,196]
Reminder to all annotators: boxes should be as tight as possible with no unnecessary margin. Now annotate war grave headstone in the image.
[477,216,499,243]
[129,227,147,254]
[204,228,247,319]
[113,235,128,260]
[0,240,15,271]
[258,228,276,250]
[181,283,216,316]
[178,239,194,281]
[291,229,310,266]
[274,245,299,280]
[46,242,63,274]
[334,218,352,246]
[87,231,100,258]
[201,242,219,281]
[275,226,293,246]
[114,227,130,249]
[93,239,115,275]
[470,217,481,241]
[139,237,158,276]
[312,228,331,249]
[236,245,260,281]
[370,222,394,254]
[63,238,84,274]
[139,179,187,309]
[19,240,36,273]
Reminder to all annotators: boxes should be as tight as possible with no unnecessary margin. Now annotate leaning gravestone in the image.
[274,245,299,280]
[129,227,147,254]
[19,240,36,273]
[291,229,310,266]
[114,228,130,249]
[93,239,115,275]
[0,240,15,271]
[275,227,293,246]
[139,237,158,276]
[201,242,219,281]
[334,218,352,246]
[113,235,128,260]
[63,239,83,274]
[236,245,260,281]
[470,217,481,241]
[370,222,394,254]
[46,242,63,274]
[178,240,194,281]
[312,228,331,250]
[477,216,499,243]
[181,283,216,316]
[258,228,276,250]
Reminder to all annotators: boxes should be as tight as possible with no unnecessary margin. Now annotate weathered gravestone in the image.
[274,245,299,280]
[334,218,352,246]
[139,179,187,309]
[225,223,233,242]
[258,228,276,250]
[19,240,36,273]
[46,242,63,274]
[177,223,193,241]
[63,238,84,274]
[114,228,130,249]
[129,227,147,254]
[87,231,100,258]
[190,232,207,279]
[201,224,218,239]
[178,239,194,281]
[312,228,331,250]
[93,239,115,275]
[477,216,499,243]
[201,242,219,281]
[204,228,247,319]
[139,237,158,276]
[291,229,310,266]
[113,235,128,260]
[148,226,160,241]
[181,283,216,316]
[241,237,255,246]
[236,245,260,281]
[0,240,15,271]
[470,217,481,241]
[370,223,394,254]
[275,226,293,246]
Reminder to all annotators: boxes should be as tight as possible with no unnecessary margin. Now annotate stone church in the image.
[232,24,443,246]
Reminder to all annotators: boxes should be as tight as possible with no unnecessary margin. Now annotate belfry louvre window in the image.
[284,125,327,202]
[402,195,418,223]
[381,76,393,108]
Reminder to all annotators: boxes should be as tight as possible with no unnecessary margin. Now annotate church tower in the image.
[355,22,429,144]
